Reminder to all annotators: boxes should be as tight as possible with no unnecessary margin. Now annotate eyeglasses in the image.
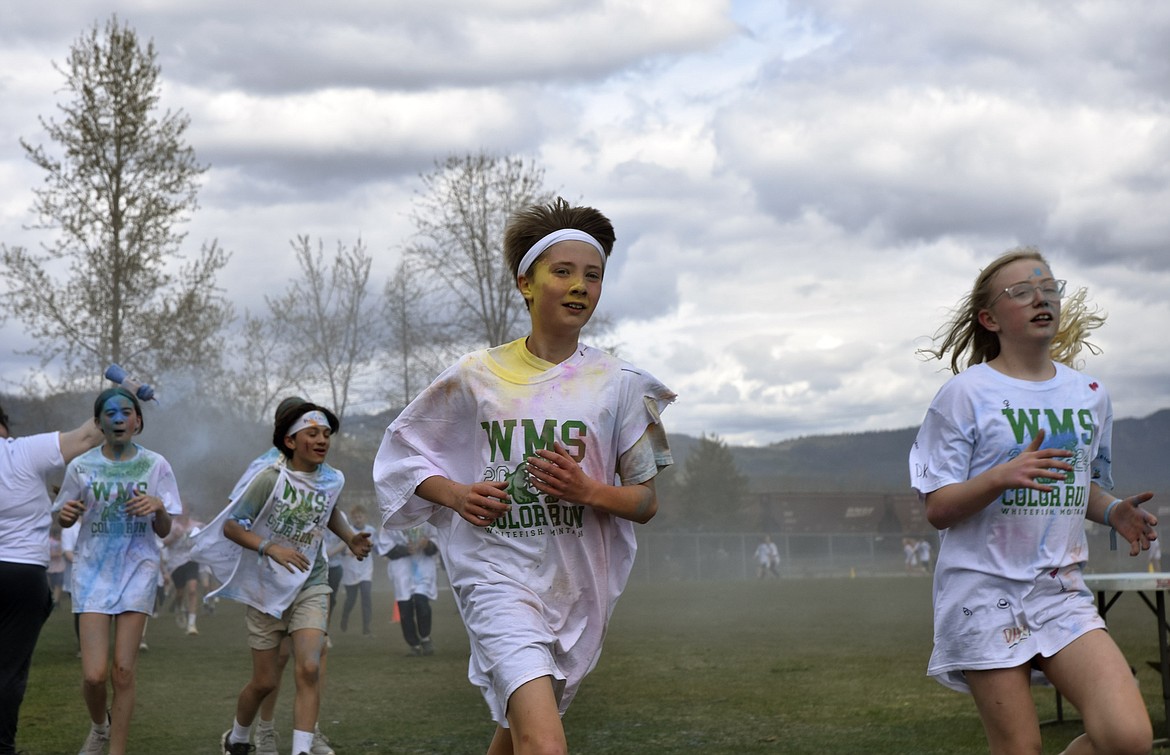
[989,279,1066,306]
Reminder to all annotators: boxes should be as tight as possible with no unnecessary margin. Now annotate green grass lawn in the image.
[16,575,1170,754]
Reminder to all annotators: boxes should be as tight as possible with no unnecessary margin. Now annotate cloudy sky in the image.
[2,0,1169,446]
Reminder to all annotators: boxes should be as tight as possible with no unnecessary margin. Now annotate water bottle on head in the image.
[104,364,157,403]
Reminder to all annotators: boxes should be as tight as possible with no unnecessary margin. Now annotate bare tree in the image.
[404,152,555,348]
[0,16,231,387]
[222,311,300,423]
[264,236,381,422]
[380,259,463,407]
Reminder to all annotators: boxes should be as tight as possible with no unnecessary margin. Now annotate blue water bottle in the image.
[104,364,157,403]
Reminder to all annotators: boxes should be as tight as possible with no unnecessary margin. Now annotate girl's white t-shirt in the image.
[909,362,1113,691]
[54,444,182,614]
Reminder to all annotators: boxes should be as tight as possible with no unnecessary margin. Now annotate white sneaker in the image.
[255,726,278,755]
[310,727,335,755]
[78,718,110,754]
[186,624,199,636]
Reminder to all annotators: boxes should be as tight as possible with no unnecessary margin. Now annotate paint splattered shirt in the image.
[208,463,344,617]
[909,362,1112,691]
[54,444,182,614]
[374,338,674,723]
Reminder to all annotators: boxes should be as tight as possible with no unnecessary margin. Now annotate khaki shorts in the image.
[245,586,330,651]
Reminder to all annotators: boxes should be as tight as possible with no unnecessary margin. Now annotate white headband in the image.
[287,410,330,437]
[517,229,606,277]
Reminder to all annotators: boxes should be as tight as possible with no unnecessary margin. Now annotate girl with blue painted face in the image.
[55,387,182,755]
[910,248,1157,754]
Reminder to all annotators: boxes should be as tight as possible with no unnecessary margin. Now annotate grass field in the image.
[17,574,1170,754]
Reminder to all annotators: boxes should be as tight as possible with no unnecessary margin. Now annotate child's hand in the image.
[124,493,164,517]
[58,499,85,527]
[998,430,1074,492]
[349,531,372,560]
[527,442,598,505]
[454,481,510,528]
[267,544,311,573]
[1109,493,1158,557]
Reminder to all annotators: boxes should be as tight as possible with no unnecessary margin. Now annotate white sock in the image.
[292,729,313,754]
[231,719,251,744]
[257,718,274,732]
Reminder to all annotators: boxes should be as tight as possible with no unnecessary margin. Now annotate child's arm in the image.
[1088,484,1157,557]
[57,418,103,464]
[223,518,311,573]
[327,508,372,560]
[415,476,511,528]
[221,470,310,573]
[526,442,658,524]
[924,430,1074,530]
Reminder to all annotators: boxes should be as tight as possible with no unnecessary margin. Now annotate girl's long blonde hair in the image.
[918,247,1105,374]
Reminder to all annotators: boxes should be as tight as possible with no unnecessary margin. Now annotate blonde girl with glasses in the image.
[910,247,1157,754]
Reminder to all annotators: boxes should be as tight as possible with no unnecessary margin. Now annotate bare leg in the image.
[486,676,566,755]
[1039,630,1152,755]
[488,725,514,755]
[235,646,282,728]
[107,611,147,755]
[258,636,291,722]
[78,613,111,726]
[184,578,199,629]
[290,629,325,733]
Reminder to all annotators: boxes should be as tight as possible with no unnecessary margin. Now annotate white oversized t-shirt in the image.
[909,362,1112,692]
[207,464,345,617]
[374,339,674,723]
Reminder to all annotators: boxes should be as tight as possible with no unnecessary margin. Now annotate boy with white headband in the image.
[193,396,338,755]
[209,401,371,755]
[375,197,675,754]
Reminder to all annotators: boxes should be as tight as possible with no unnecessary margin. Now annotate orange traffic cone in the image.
[392,602,401,624]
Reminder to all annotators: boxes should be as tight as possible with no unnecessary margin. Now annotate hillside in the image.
[711,408,1170,496]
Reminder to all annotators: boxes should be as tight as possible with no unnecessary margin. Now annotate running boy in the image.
[374,197,675,754]
[55,387,182,755]
[211,401,370,755]
[910,247,1156,754]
